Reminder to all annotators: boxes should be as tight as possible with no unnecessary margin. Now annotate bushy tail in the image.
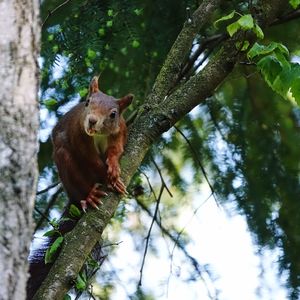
[26,212,77,300]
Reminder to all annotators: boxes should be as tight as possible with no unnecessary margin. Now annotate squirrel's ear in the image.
[85,76,100,106]
[89,76,100,94]
[118,94,133,113]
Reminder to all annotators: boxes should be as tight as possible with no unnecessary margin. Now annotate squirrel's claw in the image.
[81,183,107,211]
[80,200,88,213]
[111,178,127,195]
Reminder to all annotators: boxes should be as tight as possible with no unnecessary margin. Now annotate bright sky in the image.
[100,183,288,300]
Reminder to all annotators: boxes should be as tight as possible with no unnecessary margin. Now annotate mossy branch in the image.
[32,1,288,299]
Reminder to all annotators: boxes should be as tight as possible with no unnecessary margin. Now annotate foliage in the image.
[36,0,300,299]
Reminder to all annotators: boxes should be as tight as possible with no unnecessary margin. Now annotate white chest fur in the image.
[93,134,108,155]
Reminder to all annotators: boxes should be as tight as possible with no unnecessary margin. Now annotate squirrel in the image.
[52,76,133,211]
[27,77,133,299]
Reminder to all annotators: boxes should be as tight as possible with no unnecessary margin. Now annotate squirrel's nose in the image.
[88,116,97,127]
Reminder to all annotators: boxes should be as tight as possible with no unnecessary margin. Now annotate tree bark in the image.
[0,1,40,300]
[32,0,288,299]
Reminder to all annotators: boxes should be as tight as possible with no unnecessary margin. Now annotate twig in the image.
[138,184,164,286]
[168,34,226,96]
[34,207,52,224]
[150,157,173,197]
[271,8,300,26]
[35,186,63,231]
[101,241,123,248]
[135,195,216,299]
[174,125,219,207]
[167,192,215,299]
[140,170,157,198]
[36,181,61,195]
[42,0,73,28]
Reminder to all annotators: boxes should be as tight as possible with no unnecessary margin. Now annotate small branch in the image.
[180,34,226,83]
[174,125,219,207]
[136,195,216,299]
[150,157,173,197]
[36,181,61,195]
[270,8,300,26]
[138,184,164,286]
[140,170,157,199]
[42,0,73,28]
[146,0,223,106]
[34,207,52,224]
[167,192,215,299]
[101,241,123,248]
[35,187,63,231]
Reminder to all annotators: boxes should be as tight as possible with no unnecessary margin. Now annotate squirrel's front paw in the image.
[80,183,108,212]
[109,177,127,195]
[106,159,127,194]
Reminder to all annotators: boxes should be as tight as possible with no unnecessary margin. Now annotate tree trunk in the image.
[0,1,40,300]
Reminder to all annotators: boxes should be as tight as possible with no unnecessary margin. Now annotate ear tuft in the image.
[89,76,100,94]
[118,94,133,113]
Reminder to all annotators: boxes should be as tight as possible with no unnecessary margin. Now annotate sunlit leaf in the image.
[69,204,81,218]
[227,22,240,37]
[289,0,300,9]
[45,237,64,264]
[214,10,236,28]
[237,14,254,30]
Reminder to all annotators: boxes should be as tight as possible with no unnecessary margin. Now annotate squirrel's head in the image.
[84,76,133,136]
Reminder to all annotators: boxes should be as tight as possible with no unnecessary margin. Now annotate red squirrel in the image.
[27,77,132,299]
[52,76,133,211]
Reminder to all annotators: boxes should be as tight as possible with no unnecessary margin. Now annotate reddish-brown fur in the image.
[52,77,133,209]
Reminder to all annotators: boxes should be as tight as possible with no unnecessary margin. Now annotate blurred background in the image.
[34,1,300,299]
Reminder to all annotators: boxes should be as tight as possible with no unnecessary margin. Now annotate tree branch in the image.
[146,0,223,105]
[138,184,164,286]
[42,0,73,28]
[33,1,288,299]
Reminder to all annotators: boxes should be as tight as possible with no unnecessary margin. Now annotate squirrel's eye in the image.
[110,111,117,119]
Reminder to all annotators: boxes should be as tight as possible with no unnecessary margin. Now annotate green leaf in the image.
[290,78,300,103]
[227,22,240,37]
[257,54,283,86]
[43,229,58,237]
[69,204,81,218]
[214,10,236,28]
[134,8,143,16]
[226,14,254,37]
[253,24,264,39]
[106,20,113,27]
[247,42,289,60]
[79,88,88,97]
[289,65,300,103]
[235,40,250,51]
[43,98,57,109]
[75,273,87,291]
[48,34,54,41]
[52,45,59,53]
[45,237,64,264]
[87,48,96,59]
[237,14,254,30]
[107,9,114,17]
[120,47,128,55]
[85,57,92,67]
[63,294,71,300]
[289,0,300,9]
[98,28,105,36]
[132,40,140,48]
[49,218,59,229]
